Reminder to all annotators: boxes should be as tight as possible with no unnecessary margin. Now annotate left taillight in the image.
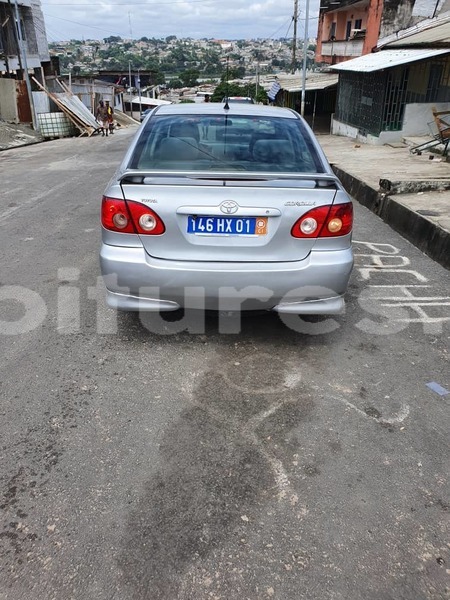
[101,196,165,235]
[291,202,353,238]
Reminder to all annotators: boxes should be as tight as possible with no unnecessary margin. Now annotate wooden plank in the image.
[32,77,95,137]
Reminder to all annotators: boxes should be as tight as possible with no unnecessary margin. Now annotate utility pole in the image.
[255,62,259,100]
[128,60,132,117]
[300,0,310,117]
[137,68,141,116]
[291,0,298,74]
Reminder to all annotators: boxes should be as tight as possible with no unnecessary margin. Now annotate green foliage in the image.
[179,68,199,87]
[168,78,183,89]
[104,36,122,44]
[211,81,246,102]
[226,66,245,79]
[211,81,268,104]
[153,71,166,85]
[272,58,287,68]
[57,38,299,96]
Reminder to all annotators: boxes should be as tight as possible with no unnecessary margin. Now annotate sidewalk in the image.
[318,134,450,270]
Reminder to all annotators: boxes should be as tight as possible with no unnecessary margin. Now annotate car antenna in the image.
[224,56,230,110]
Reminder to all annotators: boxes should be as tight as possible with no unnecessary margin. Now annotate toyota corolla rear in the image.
[100,104,353,313]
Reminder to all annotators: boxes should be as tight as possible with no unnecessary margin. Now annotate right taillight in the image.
[101,196,165,235]
[291,202,353,238]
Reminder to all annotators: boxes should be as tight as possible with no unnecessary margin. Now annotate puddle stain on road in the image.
[119,352,314,598]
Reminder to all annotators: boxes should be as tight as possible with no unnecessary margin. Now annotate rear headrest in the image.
[170,122,200,141]
[252,139,294,163]
[156,137,199,160]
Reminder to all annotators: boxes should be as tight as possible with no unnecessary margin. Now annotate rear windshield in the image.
[129,113,325,173]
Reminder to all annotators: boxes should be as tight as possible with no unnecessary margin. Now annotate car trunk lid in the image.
[119,172,338,263]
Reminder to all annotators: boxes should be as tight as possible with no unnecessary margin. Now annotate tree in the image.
[211,82,245,102]
[179,68,199,87]
[228,66,245,79]
[168,78,183,89]
[104,36,122,44]
[211,81,265,103]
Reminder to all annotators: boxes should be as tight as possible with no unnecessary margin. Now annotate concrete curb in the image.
[332,165,450,271]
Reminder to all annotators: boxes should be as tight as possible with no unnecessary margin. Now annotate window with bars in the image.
[336,57,450,134]
[335,71,386,135]
[382,68,409,131]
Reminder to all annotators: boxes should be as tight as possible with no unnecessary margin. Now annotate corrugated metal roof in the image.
[54,93,99,129]
[330,48,450,72]
[124,95,172,106]
[275,73,339,92]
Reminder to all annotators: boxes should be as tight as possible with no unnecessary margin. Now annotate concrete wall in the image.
[402,102,450,136]
[332,102,450,144]
[332,117,406,144]
[331,118,359,139]
[0,79,19,122]
[363,0,384,54]
[0,0,49,71]
[380,0,415,37]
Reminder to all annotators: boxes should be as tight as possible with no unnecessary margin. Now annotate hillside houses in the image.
[48,36,299,79]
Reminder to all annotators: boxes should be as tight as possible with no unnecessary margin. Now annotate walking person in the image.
[96,100,109,136]
[105,100,114,135]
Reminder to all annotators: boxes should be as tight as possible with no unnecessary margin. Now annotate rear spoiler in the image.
[119,170,339,189]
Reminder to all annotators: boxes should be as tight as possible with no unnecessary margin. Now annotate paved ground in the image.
[318,134,450,269]
[0,128,449,600]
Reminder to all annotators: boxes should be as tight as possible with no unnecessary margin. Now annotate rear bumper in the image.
[100,244,353,313]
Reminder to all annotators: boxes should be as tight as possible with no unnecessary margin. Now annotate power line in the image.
[265,16,292,40]
[43,12,125,35]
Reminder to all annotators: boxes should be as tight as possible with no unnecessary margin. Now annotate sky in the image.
[41,0,320,43]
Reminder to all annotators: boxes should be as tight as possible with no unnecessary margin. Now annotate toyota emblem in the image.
[220,200,239,214]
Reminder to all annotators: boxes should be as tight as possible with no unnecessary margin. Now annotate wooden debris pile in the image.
[32,77,100,137]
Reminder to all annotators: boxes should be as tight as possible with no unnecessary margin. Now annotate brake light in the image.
[127,200,165,235]
[291,203,353,238]
[102,197,134,233]
[101,197,165,235]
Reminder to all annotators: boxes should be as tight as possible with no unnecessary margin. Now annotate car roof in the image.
[151,103,298,119]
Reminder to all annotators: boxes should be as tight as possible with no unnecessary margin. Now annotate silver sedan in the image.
[100,103,353,314]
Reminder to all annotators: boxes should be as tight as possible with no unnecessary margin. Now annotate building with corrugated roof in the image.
[329,12,450,143]
[316,0,450,65]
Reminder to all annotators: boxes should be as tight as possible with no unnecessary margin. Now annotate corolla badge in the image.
[220,200,239,214]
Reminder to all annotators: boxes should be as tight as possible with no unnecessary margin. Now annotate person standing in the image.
[105,100,114,135]
[96,100,108,136]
